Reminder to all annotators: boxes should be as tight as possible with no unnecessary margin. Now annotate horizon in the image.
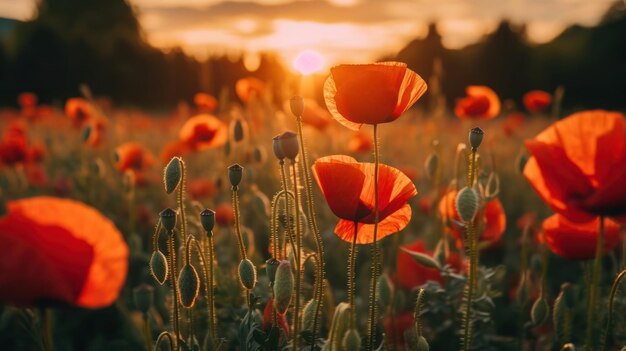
[0,0,618,74]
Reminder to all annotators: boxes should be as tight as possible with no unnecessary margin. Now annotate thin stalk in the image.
[143,314,152,351]
[600,269,626,351]
[167,234,181,347]
[585,216,605,350]
[207,234,217,339]
[177,161,187,243]
[348,223,359,329]
[279,161,296,260]
[42,308,54,351]
[232,188,247,260]
[291,161,303,351]
[295,115,326,345]
[462,149,478,351]
[187,236,217,341]
[154,332,176,351]
[368,124,380,351]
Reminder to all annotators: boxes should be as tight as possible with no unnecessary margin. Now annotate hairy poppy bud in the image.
[531,296,549,326]
[150,250,168,285]
[160,208,177,233]
[164,157,182,194]
[178,264,200,308]
[265,258,280,284]
[424,152,439,180]
[417,336,430,351]
[455,186,479,223]
[272,135,286,160]
[133,284,154,314]
[238,258,257,290]
[301,299,319,331]
[290,96,305,117]
[342,329,361,351]
[560,282,575,309]
[228,163,243,188]
[231,119,246,143]
[377,274,392,308]
[273,260,293,314]
[469,127,484,150]
[274,131,299,161]
[200,208,215,234]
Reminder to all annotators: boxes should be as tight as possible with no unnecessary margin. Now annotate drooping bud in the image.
[531,296,549,326]
[150,250,168,285]
[289,96,305,117]
[164,157,182,194]
[273,260,294,314]
[265,258,280,284]
[200,208,215,234]
[301,299,319,331]
[455,186,480,223]
[178,264,200,308]
[238,258,257,290]
[274,131,299,161]
[469,127,484,150]
[160,208,178,233]
[424,152,439,180]
[133,284,154,315]
[342,329,361,351]
[228,163,243,188]
[377,274,393,308]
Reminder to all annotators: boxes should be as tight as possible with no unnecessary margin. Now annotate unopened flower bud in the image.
[272,135,286,160]
[417,336,430,351]
[301,299,319,331]
[469,127,484,150]
[178,264,200,308]
[265,258,280,284]
[159,208,177,232]
[252,145,266,163]
[231,119,246,143]
[133,284,154,314]
[455,186,479,223]
[377,274,393,308]
[238,258,257,290]
[290,96,305,117]
[228,163,243,188]
[531,296,549,326]
[164,157,182,194]
[150,250,168,285]
[200,208,215,234]
[424,152,439,180]
[273,260,294,314]
[342,329,361,351]
[274,131,299,161]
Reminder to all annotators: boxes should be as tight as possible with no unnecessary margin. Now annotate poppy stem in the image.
[142,313,152,351]
[295,114,326,346]
[585,215,605,350]
[368,124,380,351]
[600,268,626,351]
[41,308,54,351]
[279,161,297,262]
[167,234,181,348]
[290,161,302,351]
[205,234,217,342]
[177,161,187,244]
[231,186,250,307]
[348,223,358,329]
[462,148,478,351]
[187,235,217,342]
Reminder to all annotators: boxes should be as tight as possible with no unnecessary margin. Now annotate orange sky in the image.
[0,0,617,74]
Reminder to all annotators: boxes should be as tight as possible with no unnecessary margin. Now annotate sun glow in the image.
[292,49,326,75]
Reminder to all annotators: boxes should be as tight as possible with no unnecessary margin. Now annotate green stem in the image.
[291,161,302,351]
[207,234,217,340]
[600,269,626,351]
[167,235,181,348]
[177,161,187,243]
[232,187,250,307]
[368,124,380,351]
[154,332,176,351]
[187,236,216,341]
[462,149,478,351]
[42,308,54,351]
[143,314,152,351]
[585,216,605,350]
[279,162,298,263]
[295,115,326,345]
[348,223,358,329]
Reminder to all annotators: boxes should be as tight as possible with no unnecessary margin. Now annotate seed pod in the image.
[272,135,286,160]
[417,336,430,351]
[238,258,257,290]
[424,152,439,180]
[327,303,351,350]
[560,282,575,309]
[200,208,215,234]
[252,145,266,163]
[228,163,243,188]
[469,127,484,150]
[231,119,246,143]
[455,186,480,223]
[150,250,168,285]
[133,284,154,314]
[178,264,200,308]
[265,258,280,284]
[274,131,299,161]
[342,328,361,351]
[290,96,305,117]
[377,274,393,308]
[273,260,294,314]
[164,157,182,194]
[531,296,549,326]
[301,299,319,331]
[160,208,178,233]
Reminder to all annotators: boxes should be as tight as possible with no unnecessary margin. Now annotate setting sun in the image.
[292,49,325,75]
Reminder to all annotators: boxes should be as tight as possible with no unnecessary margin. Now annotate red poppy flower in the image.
[438,189,507,245]
[194,93,218,112]
[312,155,417,244]
[187,179,217,200]
[523,110,626,223]
[179,114,228,151]
[0,135,29,166]
[18,92,37,108]
[541,214,620,260]
[262,299,289,336]
[65,98,93,128]
[502,112,525,137]
[215,203,234,226]
[84,118,108,148]
[159,140,191,164]
[235,77,265,103]
[113,142,154,173]
[455,86,501,120]
[523,90,552,113]
[324,62,427,130]
[0,197,128,307]
[347,131,374,154]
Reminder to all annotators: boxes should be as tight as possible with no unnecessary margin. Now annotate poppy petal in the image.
[312,155,367,220]
[334,204,412,244]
